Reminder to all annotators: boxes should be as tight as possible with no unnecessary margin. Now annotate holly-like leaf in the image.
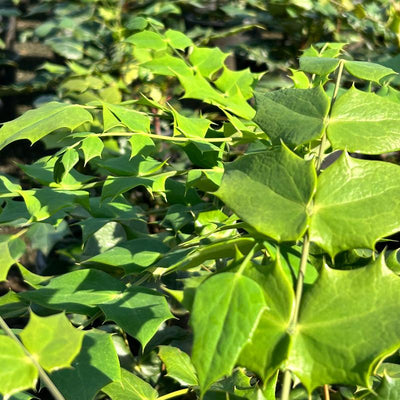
[287,255,400,391]
[239,257,294,380]
[191,272,266,393]
[126,30,167,50]
[106,103,150,133]
[129,134,155,158]
[309,153,400,257]
[327,87,400,154]
[20,312,84,372]
[99,286,174,348]
[253,86,330,146]
[215,145,316,242]
[0,235,25,282]
[299,57,340,75]
[344,61,396,83]
[83,238,170,274]
[19,269,125,315]
[189,47,228,78]
[50,331,121,400]
[81,136,104,165]
[0,102,92,151]
[165,29,193,50]
[102,368,158,400]
[0,336,37,398]
[172,108,211,138]
[158,346,198,386]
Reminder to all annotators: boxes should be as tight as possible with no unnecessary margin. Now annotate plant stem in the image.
[98,131,232,143]
[324,384,330,400]
[157,388,190,400]
[0,315,66,400]
[316,59,345,171]
[281,233,311,400]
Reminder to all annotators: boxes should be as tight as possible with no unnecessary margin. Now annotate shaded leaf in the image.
[100,286,174,348]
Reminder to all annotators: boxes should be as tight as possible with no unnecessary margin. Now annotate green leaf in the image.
[50,331,121,400]
[106,103,150,133]
[172,108,211,138]
[309,153,400,257]
[191,272,266,393]
[158,346,198,386]
[126,31,167,50]
[344,60,397,83]
[165,29,193,50]
[215,145,316,242]
[239,257,294,380]
[81,136,104,165]
[367,374,400,399]
[0,102,92,151]
[253,86,330,146]
[142,54,192,77]
[99,286,174,348]
[215,67,255,99]
[287,255,400,391]
[83,238,169,274]
[189,47,228,78]
[299,57,340,75]
[327,87,400,154]
[102,368,158,400]
[19,269,125,315]
[0,336,37,398]
[129,134,155,158]
[0,291,29,318]
[20,312,84,372]
[0,235,25,281]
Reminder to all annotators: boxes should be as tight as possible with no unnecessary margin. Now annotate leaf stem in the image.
[98,131,232,143]
[157,388,190,400]
[281,233,311,400]
[0,315,66,400]
[323,384,330,400]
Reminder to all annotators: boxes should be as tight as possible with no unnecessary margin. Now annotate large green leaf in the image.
[50,331,121,400]
[238,257,294,380]
[158,346,198,386]
[299,57,340,75]
[99,286,174,348]
[20,312,84,372]
[0,102,92,151]
[0,336,37,398]
[254,86,330,146]
[19,269,125,315]
[102,368,158,400]
[191,272,266,393]
[327,87,400,154]
[215,145,316,242]
[309,153,400,257]
[287,255,400,391]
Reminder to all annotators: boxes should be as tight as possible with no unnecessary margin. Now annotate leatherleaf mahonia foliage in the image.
[2,36,400,400]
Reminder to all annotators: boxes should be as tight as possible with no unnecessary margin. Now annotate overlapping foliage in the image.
[2,4,400,400]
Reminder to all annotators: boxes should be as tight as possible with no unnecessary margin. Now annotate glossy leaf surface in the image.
[328,87,400,154]
[191,272,266,393]
[216,145,316,241]
[254,86,329,146]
